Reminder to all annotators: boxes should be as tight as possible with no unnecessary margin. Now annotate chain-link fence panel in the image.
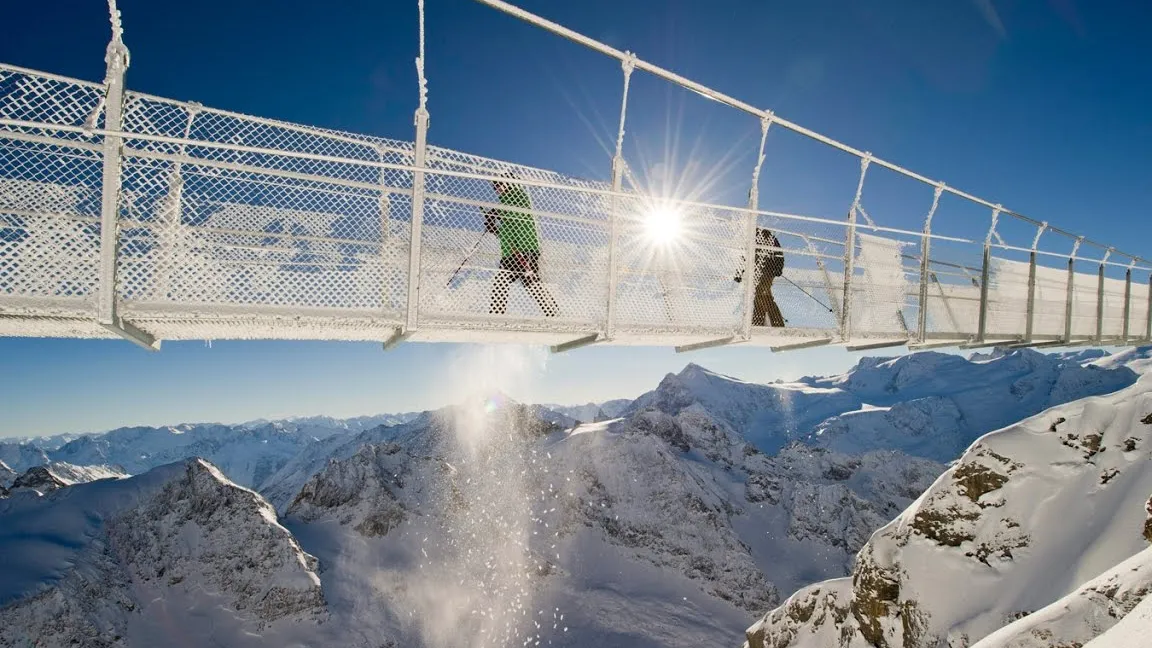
[1100,274,1129,340]
[1130,276,1152,341]
[846,232,914,340]
[922,254,982,340]
[418,148,612,333]
[4,52,1152,348]
[0,66,108,336]
[1031,262,1071,339]
[113,93,414,339]
[1068,260,1100,339]
[754,213,846,338]
[985,255,1033,340]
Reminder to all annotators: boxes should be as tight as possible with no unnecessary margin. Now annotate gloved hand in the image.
[514,251,535,277]
[733,271,743,283]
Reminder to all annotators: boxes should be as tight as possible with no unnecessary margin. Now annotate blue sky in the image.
[2,0,1150,437]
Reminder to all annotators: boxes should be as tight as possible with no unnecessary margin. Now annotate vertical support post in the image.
[1024,252,1037,340]
[605,53,636,340]
[92,1,155,350]
[1064,237,1083,343]
[1094,248,1112,342]
[916,184,944,343]
[405,0,430,332]
[97,6,130,327]
[1024,222,1046,342]
[741,112,773,339]
[975,205,1001,343]
[1121,266,1132,343]
[840,155,870,342]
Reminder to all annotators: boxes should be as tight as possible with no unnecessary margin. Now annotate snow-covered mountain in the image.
[0,413,421,477]
[259,413,436,510]
[0,347,1143,647]
[0,415,418,489]
[5,461,126,496]
[545,399,632,423]
[0,458,326,647]
[803,348,1136,461]
[743,347,1152,648]
[261,377,989,645]
[0,460,15,489]
[642,350,1135,461]
[970,533,1152,648]
[0,442,49,474]
[240,412,421,431]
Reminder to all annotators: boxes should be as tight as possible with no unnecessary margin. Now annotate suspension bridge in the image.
[1,0,1149,354]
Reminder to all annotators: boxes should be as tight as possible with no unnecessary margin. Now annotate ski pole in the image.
[781,275,834,313]
[445,233,487,287]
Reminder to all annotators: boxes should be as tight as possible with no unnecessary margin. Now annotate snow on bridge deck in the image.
[1,1,1150,353]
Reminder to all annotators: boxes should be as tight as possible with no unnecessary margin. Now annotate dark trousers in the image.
[490,252,559,317]
[753,274,786,327]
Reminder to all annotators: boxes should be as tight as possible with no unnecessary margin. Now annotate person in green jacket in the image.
[484,175,559,317]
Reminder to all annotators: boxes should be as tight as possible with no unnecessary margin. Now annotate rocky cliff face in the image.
[743,358,1152,648]
[0,459,326,647]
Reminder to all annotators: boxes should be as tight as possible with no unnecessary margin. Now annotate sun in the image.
[642,203,684,246]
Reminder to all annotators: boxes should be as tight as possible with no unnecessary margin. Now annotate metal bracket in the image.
[382,328,412,351]
[770,337,833,353]
[959,338,1021,350]
[907,339,968,351]
[101,317,159,351]
[675,336,742,354]
[1005,339,1069,350]
[550,333,602,354]
[845,339,910,352]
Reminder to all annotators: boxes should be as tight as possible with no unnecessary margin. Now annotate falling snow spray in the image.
[406,345,564,648]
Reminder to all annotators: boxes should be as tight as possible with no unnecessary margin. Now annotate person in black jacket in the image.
[734,228,786,327]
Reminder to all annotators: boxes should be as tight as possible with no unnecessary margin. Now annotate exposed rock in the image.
[0,459,326,647]
[743,372,1152,648]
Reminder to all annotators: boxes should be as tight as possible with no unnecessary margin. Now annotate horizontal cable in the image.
[471,0,1149,266]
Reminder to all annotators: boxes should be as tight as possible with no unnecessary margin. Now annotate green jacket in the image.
[496,184,540,258]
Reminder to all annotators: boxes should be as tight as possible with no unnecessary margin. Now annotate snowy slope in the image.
[6,461,126,495]
[259,414,435,511]
[0,458,326,647]
[743,349,1152,648]
[47,418,379,489]
[971,540,1152,648]
[0,442,49,473]
[1083,591,1152,647]
[0,460,15,489]
[545,399,633,423]
[271,395,939,647]
[802,348,1137,461]
[626,350,1134,461]
[0,413,420,485]
[240,412,421,431]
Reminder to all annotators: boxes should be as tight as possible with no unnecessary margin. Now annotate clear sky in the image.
[2,0,1150,437]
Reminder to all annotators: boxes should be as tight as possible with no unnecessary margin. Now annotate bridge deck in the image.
[1,3,1149,353]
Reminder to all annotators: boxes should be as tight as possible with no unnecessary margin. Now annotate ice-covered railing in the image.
[0,0,1149,353]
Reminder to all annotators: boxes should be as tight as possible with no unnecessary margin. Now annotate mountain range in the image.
[1,347,1149,647]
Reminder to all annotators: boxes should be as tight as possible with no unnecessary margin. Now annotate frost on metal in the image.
[1,59,1149,348]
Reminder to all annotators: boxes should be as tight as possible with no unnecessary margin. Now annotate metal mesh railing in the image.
[1,0,1150,350]
[114,92,415,332]
[0,67,106,321]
